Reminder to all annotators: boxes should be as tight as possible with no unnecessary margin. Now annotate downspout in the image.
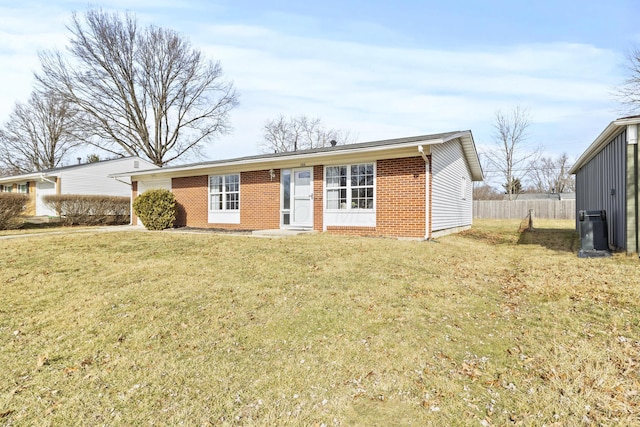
[629,124,639,256]
[418,145,430,240]
[633,143,640,257]
[418,145,428,162]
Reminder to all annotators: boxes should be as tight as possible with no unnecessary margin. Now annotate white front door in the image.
[36,180,57,216]
[291,168,313,228]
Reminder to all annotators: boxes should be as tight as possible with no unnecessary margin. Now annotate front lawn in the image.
[1,220,638,425]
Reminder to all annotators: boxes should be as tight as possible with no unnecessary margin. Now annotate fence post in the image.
[528,209,533,231]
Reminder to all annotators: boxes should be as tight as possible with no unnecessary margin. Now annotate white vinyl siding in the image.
[62,158,154,197]
[431,139,473,232]
[36,181,57,216]
[137,178,172,194]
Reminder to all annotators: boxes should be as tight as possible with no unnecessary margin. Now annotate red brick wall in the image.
[239,169,280,229]
[161,157,429,238]
[172,170,280,230]
[172,175,208,227]
[326,156,428,238]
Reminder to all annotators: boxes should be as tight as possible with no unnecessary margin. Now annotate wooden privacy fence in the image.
[473,200,576,220]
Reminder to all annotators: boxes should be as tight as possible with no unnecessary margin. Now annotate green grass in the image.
[1,220,639,425]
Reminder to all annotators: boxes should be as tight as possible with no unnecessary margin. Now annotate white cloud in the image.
[0,5,625,167]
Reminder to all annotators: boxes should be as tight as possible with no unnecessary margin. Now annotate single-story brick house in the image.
[114,131,483,239]
[0,157,157,217]
[569,115,640,254]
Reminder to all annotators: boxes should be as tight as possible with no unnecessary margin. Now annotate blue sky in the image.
[1,0,638,177]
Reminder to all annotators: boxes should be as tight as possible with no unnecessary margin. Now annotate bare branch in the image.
[615,46,640,113]
[482,106,540,200]
[260,114,357,153]
[36,8,238,166]
[0,89,82,173]
[531,153,575,193]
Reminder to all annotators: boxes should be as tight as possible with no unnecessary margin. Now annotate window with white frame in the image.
[17,183,28,194]
[461,177,467,200]
[326,163,374,210]
[209,174,239,211]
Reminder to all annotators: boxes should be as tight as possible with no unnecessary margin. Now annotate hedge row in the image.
[43,194,130,226]
[0,193,28,230]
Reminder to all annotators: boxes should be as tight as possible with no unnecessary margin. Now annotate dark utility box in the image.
[578,210,611,258]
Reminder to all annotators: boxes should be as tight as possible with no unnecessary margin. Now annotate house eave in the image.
[0,172,56,184]
[112,130,484,181]
[570,116,640,175]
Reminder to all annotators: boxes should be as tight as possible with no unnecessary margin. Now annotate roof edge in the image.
[0,156,156,183]
[570,116,640,175]
[111,131,470,179]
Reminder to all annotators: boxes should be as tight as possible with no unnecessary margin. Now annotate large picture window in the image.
[326,163,374,210]
[209,174,239,211]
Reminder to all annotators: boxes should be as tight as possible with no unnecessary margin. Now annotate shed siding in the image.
[575,129,627,249]
[431,139,473,232]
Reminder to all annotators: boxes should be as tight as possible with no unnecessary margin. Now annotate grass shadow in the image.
[517,227,580,252]
[21,221,67,230]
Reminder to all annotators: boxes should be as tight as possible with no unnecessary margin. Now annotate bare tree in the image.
[531,153,574,194]
[616,45,640,112]
[0,89,81,174]
[260,114,355,153]
[472,183,502,200]
[36,8,238,166]
[483,106,539,200]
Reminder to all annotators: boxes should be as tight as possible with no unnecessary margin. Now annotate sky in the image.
[1,0,639,181]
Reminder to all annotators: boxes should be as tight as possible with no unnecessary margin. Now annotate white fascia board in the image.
[0,172,56,184]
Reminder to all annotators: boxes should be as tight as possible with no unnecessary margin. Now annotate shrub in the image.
[132,189,176,230]
[43,194,130,226]
[0,193,28,230]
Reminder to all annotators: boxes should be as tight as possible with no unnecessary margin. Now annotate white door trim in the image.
[291,167,314,228]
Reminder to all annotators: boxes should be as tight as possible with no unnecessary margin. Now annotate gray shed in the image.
[569,116,640,255]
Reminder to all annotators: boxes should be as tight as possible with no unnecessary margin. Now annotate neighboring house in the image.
[569,115,640,254]
[114,131,483,239]
[0,157,158,217]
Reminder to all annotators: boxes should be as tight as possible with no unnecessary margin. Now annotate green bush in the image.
[0,193,28,230]
[132,189,176,230]
[43,194,130,226]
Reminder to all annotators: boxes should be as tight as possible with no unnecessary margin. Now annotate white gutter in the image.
[112,177,132,187]
[39,174,57,185]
